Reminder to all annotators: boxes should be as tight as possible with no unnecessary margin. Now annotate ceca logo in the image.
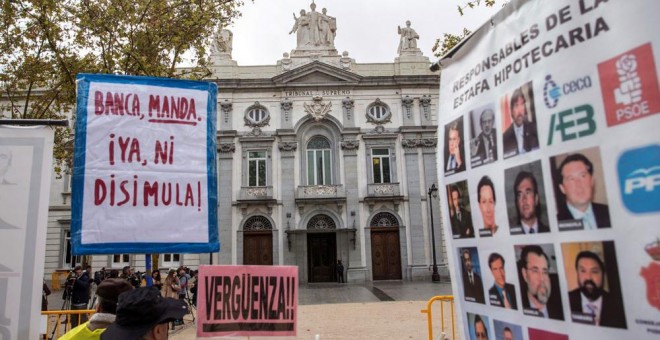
[618,144,660,214]
[543,74,593,109]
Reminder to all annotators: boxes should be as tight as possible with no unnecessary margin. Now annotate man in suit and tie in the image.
[502,88,539,158]
[556,153,611,229]
[461,249,485,304]
[568,251,626,328]
[488,253,517,309]
[449,185,474,238]
[474,109,497,164]
[520,245,564,320]
[445,122,465,174]
[511,171,549,235]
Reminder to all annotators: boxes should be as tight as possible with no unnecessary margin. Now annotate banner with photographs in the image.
[437,0,660,339]
[0,126,54,339]
[72,74,219,254]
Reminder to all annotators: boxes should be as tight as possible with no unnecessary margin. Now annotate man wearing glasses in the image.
[519,245,564,320]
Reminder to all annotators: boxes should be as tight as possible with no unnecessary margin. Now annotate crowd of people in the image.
[48,264,199,339]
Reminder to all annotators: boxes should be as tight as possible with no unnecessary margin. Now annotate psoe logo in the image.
[618,144,660,214]
[598,43,660,127]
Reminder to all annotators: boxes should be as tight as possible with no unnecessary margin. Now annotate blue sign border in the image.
[71,73,219,255]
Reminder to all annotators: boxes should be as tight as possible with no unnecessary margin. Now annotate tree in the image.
[431,0,502,58]
[0,0,244,175]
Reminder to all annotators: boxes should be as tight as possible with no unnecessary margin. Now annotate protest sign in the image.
[0,126,54,339]
[197,265,298,337]
[438,0,660,338]
[72,74,218,254]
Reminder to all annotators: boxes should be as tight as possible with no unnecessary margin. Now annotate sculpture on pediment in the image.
[212,28,233,55]
[289,2,337,50]
[304,96,332,121]
[397,20,419,54]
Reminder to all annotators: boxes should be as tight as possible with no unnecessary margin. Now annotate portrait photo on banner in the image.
[505,160,550,235]
[493,319,523,340]
[472,174,506,237]
[514,243,564,321]
[447,180,475,239]
[549,147,612,232]
[501,81,540,159]
[486,251,518,310]
[528,327,568,340]
[466,312,491,340]
[444,115,467,176]
[560,241,627,329]
[459,247,486,304]
[469,102,499,168]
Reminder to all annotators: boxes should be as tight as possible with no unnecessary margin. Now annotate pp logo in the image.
[598,43,660,127]
[618,144,660,214]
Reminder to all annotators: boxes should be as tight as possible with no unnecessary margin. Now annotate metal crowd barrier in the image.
[420,295,455,340]
[41,309,95,339]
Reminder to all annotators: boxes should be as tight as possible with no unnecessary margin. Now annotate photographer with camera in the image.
[120,266,140,288]
[68,265,91,328]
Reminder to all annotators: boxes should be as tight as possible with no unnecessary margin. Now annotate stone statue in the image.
[397,20,419,54]
[319,8,336,47]
[212,28,233,54]
[290,9,311,47]
[307,2,321,46]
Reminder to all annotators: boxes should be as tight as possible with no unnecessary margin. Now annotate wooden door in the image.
[243,232,273,265]
[371,229,402,280]
[307,233,337,282]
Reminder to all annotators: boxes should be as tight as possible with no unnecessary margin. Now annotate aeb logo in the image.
[618,144,660,214]
[547,104,596,145]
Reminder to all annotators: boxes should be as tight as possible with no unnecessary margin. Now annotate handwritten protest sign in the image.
[71,74,218,254]
[197,265,298,337]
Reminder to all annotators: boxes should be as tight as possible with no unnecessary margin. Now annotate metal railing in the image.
[41,309,95,339]
[420,295,455,340]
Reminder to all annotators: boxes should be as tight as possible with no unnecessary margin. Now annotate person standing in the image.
[336,260,345,283]
[42,281,51,311]
[70,265,91,328]
[151,270,163,291]
[163,269,181,329]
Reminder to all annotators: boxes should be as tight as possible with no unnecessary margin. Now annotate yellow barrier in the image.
[420,295,455,340]
[41,309,95,339]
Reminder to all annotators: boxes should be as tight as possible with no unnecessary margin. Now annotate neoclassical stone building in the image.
[41,3,447,283]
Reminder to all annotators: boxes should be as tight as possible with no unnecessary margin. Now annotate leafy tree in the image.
[432,0,501,58]
[0,0,244,175]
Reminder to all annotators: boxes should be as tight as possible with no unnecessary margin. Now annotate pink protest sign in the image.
[197,265,298,337]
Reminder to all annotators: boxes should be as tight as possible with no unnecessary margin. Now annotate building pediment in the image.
[272,61,362,86]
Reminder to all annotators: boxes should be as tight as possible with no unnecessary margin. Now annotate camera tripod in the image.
[49,285,72,340]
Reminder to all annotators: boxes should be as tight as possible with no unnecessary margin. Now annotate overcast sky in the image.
[226,0,503,66]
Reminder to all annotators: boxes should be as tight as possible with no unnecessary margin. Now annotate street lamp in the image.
[427,183,441,282]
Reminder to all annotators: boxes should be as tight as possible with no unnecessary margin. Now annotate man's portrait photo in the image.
[487,252,517,310]
[447,181,474,239]
[444,116,466,176]
[550,148,611,231]
[476,175,502,237]
[467,313,490,340]
[460,247,485,304]
[501,82,540,159]
[515,244,564,320]
[505,161,550,235]
[493,320,523,340]
[561,241,627,328]
[469,103,498,168]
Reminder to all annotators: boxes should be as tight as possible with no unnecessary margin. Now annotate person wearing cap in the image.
[60,278,133,339]
[101,286,189,340]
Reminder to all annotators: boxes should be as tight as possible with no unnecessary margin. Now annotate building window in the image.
[244,216,273,231]
[370,212,399,227]
[162,254,181,269]
[63,230,81,268]
[366,99,392,124]
[307,136,332,185]
[244,102,270,127]
[248,151,267,187]
[372,148,391,183]
[112,254,130,267]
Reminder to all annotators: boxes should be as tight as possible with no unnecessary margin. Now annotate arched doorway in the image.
[307,214,337,283]
[243,216,273,265]
[370,212,402,280]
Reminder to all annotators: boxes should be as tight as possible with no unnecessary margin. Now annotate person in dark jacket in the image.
[70,265,91,328]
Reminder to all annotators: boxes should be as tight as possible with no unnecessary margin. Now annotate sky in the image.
[225,0,503,66]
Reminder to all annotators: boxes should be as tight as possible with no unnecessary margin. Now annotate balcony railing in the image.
[367,183,401,197]
[296,185,346,200]
[238,186,274,201]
